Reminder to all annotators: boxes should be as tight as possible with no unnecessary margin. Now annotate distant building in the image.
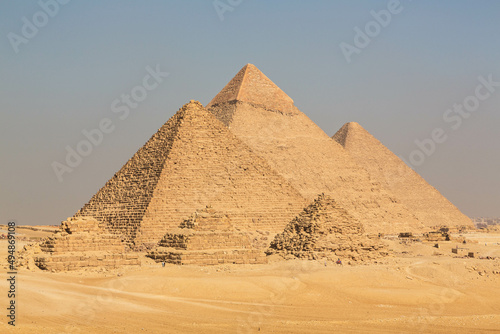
[472,217,499,228]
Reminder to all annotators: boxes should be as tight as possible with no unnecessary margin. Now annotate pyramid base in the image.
[148,248,267,266]
[34,252,140,271]
[273,249,390,263]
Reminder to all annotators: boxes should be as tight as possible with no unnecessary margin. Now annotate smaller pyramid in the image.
[29,217,139,271]
[147,207,267,265]
[333,122,473,230]
[267,195,389,262]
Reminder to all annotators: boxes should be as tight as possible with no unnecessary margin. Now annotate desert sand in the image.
[2,228,499,333]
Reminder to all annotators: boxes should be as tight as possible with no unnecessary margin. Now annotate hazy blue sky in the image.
[1,0,499,226]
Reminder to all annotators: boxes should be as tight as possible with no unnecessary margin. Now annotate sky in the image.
[0,0,499,226]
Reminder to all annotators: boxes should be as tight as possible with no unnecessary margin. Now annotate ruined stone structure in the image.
[207,64,425,234]
[74,100,307,250]
[332,122,473,229]
[147,207,267,265]
[423,231,450,242]
[33,217,139,271]
[267,194,390,262]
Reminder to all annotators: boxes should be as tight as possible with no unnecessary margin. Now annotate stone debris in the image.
[333,122,473,229]
[424,231,450,242]
[147,207,267,265]
[452,246,469,256]
[266,194,390,262]
[207,64,426,235]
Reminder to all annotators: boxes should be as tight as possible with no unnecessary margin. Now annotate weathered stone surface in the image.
[267,194,390,262]
[74,101,307,249]
[332,122,473,230]
[34,253,140,272]
[28,217,140,271]
[207,64,425,235]
[148,207,267,265]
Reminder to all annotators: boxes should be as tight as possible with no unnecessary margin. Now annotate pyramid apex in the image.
[172,100,209,121]
[186,100,203,107]
[207,64,296,114]
[342,121,363,129]
[333,122,368,147]
[179,100,204,111]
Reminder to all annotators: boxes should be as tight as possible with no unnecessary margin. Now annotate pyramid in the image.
[267,194,390,262]
[207,64,425,235]
[74,101,307,249]
[147,207,267,265]
[333,122,473,229]
[28,217,140,271]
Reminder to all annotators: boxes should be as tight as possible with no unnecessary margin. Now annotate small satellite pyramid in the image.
[74,101,307,249]
[147,207,267,265]
[333,122,473,229]
[207,64,425,234]
[267,194,390,262]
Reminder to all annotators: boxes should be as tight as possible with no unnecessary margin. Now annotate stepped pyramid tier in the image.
[207,64,425,235]
[74,100,307,250]
[267,194,390,262]
[147,207,267,265]
[333,122,474,229]
[25,217,139,271]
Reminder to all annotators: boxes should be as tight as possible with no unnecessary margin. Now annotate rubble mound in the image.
[267,194,390,262]
[147,207,267,265]
[27,217,139,271]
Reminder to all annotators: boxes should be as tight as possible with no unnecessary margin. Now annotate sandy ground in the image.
[1,230,499,333]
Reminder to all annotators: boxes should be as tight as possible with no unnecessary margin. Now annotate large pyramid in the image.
[74,101,307,249]
[207,64,425,235]
[333,122,473,229]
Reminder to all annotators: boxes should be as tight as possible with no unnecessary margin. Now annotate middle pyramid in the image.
[207,64,426,235]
